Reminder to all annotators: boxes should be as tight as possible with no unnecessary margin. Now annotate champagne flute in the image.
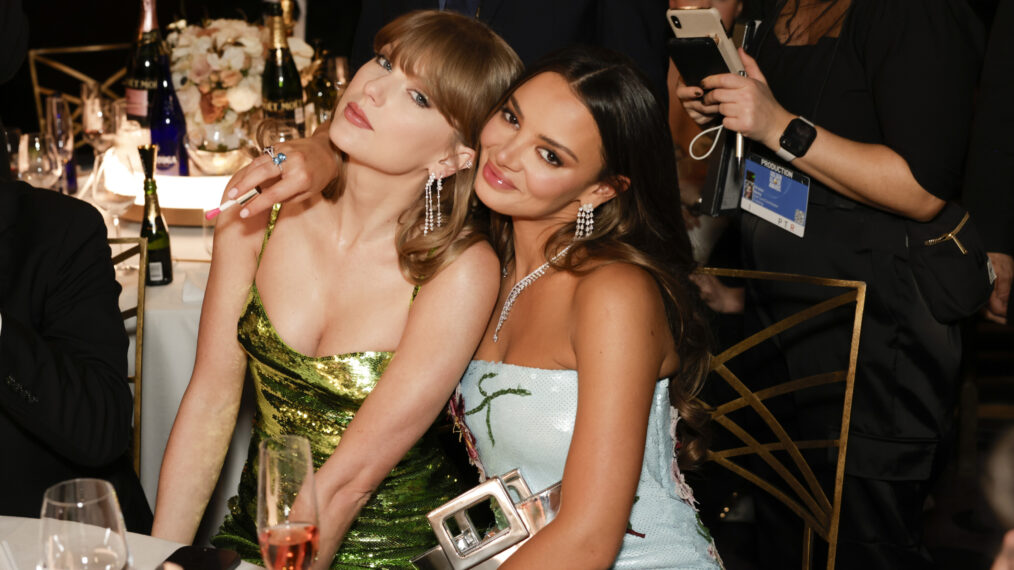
[39,478,132,570]
[46,94,76,194]
[19,132,61,189]
[257,435,319,570]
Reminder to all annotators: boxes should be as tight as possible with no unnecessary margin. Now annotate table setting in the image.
[0,479,261,570]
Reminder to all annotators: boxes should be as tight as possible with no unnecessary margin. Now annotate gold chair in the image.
[109,237,148,475]
[696,267,866,570]
[28,44,131,138]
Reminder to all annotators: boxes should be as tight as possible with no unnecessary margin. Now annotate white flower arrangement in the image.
[166,19,313,151]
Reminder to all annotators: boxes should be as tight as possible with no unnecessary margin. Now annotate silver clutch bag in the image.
[411,469,561,570]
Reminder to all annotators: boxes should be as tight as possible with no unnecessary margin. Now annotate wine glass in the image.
[46,94,75,193]
[256,118,301,152]
[82,83,116,154]
[19,132,61,189]
[91,151,137,239]
[257,434,319,570]
[39,478,132,570]
[2,126,20,179]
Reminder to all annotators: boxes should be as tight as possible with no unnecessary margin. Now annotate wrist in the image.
[764,110,795,152]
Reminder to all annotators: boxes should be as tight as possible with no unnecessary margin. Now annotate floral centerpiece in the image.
[166,19,313,155]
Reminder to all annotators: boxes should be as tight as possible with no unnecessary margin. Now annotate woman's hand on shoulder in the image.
[222,123,340,220]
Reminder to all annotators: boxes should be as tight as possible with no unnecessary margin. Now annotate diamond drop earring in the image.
[424,173,443,234]
[575,203,595,239]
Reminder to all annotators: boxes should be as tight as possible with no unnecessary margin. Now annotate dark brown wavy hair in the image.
[486,46,713,469]
[322,10,523,283]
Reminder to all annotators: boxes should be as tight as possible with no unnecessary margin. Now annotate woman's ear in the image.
[434,144,476,178]
[580,175,628,208]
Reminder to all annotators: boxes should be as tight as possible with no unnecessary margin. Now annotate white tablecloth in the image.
[113,220,253,547]
[0,516,261,570]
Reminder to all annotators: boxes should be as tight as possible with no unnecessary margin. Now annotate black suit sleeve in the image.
[963,0,1014,255]
[0,199,132,467]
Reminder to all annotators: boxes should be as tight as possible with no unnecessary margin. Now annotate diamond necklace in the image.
[493,244,572,343]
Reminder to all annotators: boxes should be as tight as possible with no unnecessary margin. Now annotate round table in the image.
[0,516,262,569]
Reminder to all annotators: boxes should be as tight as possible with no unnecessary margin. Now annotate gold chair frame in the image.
[28,44,130,137]
[109,237,148,475]
[696,267,866,570]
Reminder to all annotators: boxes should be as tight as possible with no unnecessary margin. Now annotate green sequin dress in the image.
[211,204,464,569]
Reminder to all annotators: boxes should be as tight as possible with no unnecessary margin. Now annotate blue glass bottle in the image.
[149,55,189,176]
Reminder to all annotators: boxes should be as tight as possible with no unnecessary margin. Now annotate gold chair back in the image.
[28,44,130,137]
[109,237,148,475]
[697,267,866,570]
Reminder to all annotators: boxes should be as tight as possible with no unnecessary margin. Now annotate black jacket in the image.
[0,182,151,531]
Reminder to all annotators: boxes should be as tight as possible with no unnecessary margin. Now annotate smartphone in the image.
[157,546,242,570]
[667,36,732,87]
[667,7,744,80]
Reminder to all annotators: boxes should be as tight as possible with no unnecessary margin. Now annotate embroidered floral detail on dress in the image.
[625,496,645,538]
[463,372,531,447]
[448,386,486,480]
[669,407,700,509]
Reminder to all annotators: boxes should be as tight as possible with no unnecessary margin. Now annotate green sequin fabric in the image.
[211,205,464,569]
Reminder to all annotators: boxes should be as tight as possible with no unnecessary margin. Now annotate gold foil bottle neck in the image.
[138,144,158,179]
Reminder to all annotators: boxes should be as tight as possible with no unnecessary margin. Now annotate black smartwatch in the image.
[776,117,817,162]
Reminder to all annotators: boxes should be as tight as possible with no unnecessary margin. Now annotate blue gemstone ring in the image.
[262,146,286,173]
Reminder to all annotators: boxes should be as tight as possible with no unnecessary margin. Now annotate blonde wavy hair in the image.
[322,10,523,284]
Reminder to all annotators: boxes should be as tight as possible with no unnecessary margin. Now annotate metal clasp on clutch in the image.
[923,211,970,254]
[411,469,562,570]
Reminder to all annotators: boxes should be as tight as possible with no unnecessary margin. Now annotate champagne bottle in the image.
[149,54,189,176]
[262,0,305,135]
[124,0,166,128]
[304,41,337,135]
[138,145,173,286]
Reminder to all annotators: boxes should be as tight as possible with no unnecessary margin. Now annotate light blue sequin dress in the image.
[453,360,722,569]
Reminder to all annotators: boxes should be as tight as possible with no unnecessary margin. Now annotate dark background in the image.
[0,0,1002,133]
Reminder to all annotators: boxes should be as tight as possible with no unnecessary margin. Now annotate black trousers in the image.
[741,196,961,569]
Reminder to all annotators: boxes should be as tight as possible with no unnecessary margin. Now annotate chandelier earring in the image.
[424,173,443,234]
[575,203,595,239]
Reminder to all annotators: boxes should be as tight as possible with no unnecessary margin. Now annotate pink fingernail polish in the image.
[239,208,249,219]
[228,188,238,199]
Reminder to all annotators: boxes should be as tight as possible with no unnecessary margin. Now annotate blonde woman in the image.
[151,11,522,568]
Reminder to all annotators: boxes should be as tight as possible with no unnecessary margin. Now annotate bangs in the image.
[373,11,510,140]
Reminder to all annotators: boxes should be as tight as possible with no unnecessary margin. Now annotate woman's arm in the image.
[151,200,270,543]
[695,50,943,221]
[499,265,668,569]
[309,241,500,569]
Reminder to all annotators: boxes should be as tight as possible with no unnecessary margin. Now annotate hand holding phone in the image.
[667,8,744,87]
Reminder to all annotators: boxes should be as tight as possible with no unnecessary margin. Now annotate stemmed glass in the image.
[19,132,61,189]
[2,126,20,179]
[81,83,116,169]
[46,94,75,194]
[90,154,137,239]
[257,435,320,570]
[256,118,301,153]
[39,478,132,570]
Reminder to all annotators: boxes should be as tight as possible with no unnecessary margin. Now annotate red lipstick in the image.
[343,102,373,130]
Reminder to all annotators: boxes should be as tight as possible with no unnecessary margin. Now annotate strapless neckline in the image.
[249,281,393,362]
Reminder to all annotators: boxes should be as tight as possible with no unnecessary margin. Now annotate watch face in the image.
[781,118,817,157]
